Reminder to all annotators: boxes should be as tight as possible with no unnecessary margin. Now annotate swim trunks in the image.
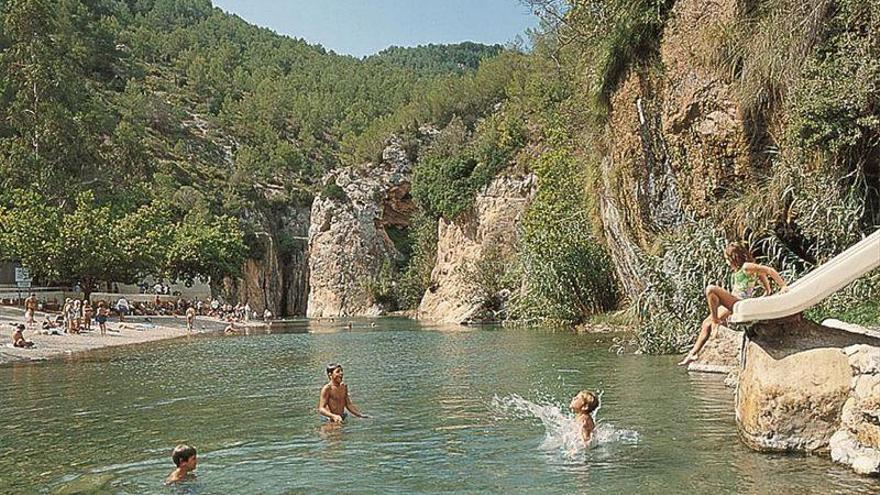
[320,411,348,423]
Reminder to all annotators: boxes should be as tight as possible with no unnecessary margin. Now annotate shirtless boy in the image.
[24,293,37,329]
[165,444,197,484]
[570,390,599,445]
[317,363,368,422]
[186,305,196,332]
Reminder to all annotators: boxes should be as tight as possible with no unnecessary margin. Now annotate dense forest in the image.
[1,0,877,351]
[0,0,507,296]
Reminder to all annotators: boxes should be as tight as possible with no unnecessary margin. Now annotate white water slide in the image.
[729,229,880,323]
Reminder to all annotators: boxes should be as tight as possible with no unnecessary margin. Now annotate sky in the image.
[212,0,539,58]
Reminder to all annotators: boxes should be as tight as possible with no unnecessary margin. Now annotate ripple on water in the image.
[4,326,880,495]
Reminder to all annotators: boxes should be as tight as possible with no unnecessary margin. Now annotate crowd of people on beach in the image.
[14,290,275,350]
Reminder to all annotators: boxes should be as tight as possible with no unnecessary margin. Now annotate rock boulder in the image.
[830,344,880,475]
[736,318,880,453]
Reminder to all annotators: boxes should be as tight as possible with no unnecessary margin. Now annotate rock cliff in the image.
[418,174,536,324]
[598,0,754,299]
[306,137,418,317]
[223,203,310,317]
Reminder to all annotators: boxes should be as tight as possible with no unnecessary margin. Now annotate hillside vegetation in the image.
[0,0,506,294]
[1,0,877,349]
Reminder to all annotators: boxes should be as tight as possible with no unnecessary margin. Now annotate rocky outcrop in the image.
[736,318,880,453]
[417,174,536,324]
[830,344,880,475]
[306,137,418,318]
[687,324,742,374]
[223,204,310,317]
[598,0,753,299]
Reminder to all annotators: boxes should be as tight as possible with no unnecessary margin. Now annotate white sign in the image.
[14,267,31,283]
[16,280,31,289]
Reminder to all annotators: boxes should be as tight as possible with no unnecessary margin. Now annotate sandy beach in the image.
[0,307,243,366]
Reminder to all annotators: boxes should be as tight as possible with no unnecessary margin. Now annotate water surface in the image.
[1,318,877,494]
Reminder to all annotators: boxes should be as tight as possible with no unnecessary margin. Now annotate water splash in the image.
[492,394,639,459]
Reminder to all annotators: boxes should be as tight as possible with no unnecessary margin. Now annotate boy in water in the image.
[165,444,198,484]
[317,363,368,422]
[570,390,599,444]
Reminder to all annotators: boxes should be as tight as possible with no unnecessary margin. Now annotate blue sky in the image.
[212,0,539,58]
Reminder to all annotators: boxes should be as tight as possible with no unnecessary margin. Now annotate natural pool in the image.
[2,318,878,494]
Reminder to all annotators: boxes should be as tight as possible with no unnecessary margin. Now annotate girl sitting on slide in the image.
[678,242,788,366]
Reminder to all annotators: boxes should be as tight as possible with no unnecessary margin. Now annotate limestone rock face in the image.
[223,205,310,317]
[598,0,753,299]
[830,344,880,475]
[306,137,417,318]
[417,174,536,324]
[736,319,880,453]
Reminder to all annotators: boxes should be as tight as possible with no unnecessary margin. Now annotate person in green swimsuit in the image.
[678,242,788,366]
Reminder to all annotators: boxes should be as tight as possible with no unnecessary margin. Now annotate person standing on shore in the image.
[96,301,109,336]
[62,298,72,334]
[116,296,130,323]
[24,293,37,330]
[82,300,93,332]
[186,304,196,332]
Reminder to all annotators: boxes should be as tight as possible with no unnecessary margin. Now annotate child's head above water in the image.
[326,363,343,381]
[171,444,197,468]
[724,242,755,269]
[570,390,599,415]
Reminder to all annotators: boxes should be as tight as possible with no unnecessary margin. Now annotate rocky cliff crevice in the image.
[223,203,310,317]
[306,136,419,318]
[417,174,536,324]
[598,0,753,299]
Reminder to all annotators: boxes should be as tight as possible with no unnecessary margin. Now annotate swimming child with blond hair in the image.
[678,242,787,366]
[570,390,599,444]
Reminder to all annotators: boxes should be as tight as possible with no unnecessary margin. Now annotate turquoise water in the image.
[1,318,878,494]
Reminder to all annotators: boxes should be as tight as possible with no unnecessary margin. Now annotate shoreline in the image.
[0,307,634,366]
[0,308,259,366]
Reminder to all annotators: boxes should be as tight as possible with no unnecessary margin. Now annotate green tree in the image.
[164,213,247,287]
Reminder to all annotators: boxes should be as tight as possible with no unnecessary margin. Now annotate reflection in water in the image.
[1,323,878,494]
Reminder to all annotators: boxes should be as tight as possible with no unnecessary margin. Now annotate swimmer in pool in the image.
[570,390,599,445]
[317,363,368,423]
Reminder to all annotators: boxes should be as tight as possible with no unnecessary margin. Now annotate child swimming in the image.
[570,390,599,445]
[165,444,197,484]
[317,363,368,423]
[678,242,787,366]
